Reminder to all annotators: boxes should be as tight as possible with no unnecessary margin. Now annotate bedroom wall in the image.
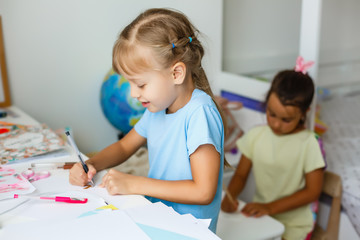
[223,0,360,87]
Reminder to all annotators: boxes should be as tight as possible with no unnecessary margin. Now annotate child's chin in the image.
[271,129,284,135]
[147,106,162,113]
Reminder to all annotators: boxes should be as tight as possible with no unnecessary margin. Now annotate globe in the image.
[100,69,145,134]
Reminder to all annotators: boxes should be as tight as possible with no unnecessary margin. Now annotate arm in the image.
[69,128,146,186]
[221,154,252,212]
[242,168,324,217]
[100,144,221,205]
[86,128,146,171]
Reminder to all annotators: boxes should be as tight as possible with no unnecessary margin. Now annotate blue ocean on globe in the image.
[100,69,145,134]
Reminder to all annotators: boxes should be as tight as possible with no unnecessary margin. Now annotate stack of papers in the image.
[125,202,220,240]
[0,201,220,240]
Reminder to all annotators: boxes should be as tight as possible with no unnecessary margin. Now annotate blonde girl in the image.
[69,8,227,232]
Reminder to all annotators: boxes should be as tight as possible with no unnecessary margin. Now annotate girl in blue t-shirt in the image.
[69,8,228,232]
[221,57,325,239]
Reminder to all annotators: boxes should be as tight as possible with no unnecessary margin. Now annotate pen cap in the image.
[65,131,80,154]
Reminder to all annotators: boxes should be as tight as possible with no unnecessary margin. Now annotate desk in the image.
[0,106,221,240]
[0,158,224,240]
[0,106,284,240]
[0,106,39,126]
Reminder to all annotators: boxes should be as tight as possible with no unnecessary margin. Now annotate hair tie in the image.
[171,43,175,49]
[294,56,314,74]
[188,37,192,43]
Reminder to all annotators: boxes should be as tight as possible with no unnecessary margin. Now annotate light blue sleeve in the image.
[134,109,150,138]
[186,105,223,156]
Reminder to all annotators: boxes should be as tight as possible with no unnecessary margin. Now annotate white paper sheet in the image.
[0,169,150,227]
[0,210,151,240]
[125,202,221,240]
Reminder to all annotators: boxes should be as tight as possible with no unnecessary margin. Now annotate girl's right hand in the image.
[221,196,239,213]
[69,162,96,186]
[241,202,271,217]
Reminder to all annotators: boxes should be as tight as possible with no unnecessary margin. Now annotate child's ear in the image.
[171,62,186,85]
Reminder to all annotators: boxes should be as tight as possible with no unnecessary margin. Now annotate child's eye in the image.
[137,84,145,88]
[282,118,292,123]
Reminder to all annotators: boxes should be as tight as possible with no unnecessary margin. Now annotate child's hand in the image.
[221,197,239,213]
[241,202,271,217]
[99,169,135,195]
[69,162,96,186]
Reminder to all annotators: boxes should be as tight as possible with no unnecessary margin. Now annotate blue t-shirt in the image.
[134,89,224,232]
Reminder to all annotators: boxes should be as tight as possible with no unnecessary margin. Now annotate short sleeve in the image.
[186,105,223,156]
[134,109,150,138]
[303,136,326,173]
[236,127,261,161]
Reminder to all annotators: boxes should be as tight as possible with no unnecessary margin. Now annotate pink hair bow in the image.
[294,56,314,74]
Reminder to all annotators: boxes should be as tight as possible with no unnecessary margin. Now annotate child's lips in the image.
[141,102,150,108]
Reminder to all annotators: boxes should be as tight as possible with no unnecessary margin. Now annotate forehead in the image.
[121,63,168,84]
[117,44,162,76]
[267,93,301,118]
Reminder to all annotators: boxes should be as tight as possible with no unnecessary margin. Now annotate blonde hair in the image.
[112,8,229,166]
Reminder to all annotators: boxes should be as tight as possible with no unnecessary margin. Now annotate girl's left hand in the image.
[99,169,135,195]
[241,202,271,217]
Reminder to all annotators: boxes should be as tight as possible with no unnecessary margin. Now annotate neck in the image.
[166,78,195,114]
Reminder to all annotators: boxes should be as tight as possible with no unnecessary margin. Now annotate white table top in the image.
[0,106,40,126]
[217,200,285,240]
[0,106,285,239]
[0,159,221,240]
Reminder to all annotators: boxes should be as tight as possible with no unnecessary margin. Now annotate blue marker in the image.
[65,131,94,186]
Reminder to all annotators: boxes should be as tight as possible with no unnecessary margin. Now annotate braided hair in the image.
[112,8,229,166]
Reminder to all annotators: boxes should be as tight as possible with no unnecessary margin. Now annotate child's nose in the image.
[272,119,281,129]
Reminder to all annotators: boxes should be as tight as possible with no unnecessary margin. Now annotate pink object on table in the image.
[14,194,88,204]
[21,169,50,182]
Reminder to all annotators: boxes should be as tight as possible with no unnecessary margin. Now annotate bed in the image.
[318,85,360,237]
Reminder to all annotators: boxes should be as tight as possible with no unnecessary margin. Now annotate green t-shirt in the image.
[237,125,325,237]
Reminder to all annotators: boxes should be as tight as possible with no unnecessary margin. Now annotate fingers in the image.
[99,169,132,195]
[241,203,268,217]
[99,171,118,195]
[87,164,97,182]
[98,172,108,188]
[69,162,95,186]
[221,197,239,213]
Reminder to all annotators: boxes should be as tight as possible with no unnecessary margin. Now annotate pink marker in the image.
[14,194,88,204]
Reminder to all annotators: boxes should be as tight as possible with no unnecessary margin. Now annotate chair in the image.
[312,171,342,240]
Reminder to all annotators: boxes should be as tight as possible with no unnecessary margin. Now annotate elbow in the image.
[201,196,215,205]
[306,187,322,203]
[196,189,216,205]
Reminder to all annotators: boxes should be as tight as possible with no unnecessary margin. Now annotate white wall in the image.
[223,0,360,87]
[0,0,223,153]
[223,0,302,74]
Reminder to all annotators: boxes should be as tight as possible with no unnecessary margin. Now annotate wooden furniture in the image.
[312,171,342,240]
[0,16,11,107]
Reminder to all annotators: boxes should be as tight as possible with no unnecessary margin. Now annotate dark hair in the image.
[265,70,315,123]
